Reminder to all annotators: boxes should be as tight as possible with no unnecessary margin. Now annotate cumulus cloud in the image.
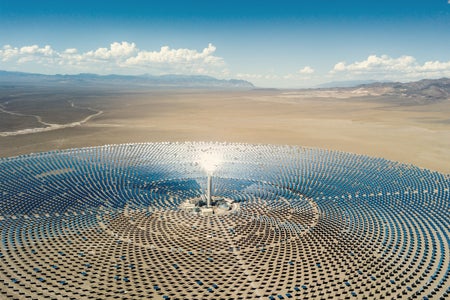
[0,42,226,75]
[331,54,450,79]
[124,43,222,67]
[298,66,315,74]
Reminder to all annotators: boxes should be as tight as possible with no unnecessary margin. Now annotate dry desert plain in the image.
[1,86,450,174]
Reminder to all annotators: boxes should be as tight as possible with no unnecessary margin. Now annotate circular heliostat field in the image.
[0,142,448,299]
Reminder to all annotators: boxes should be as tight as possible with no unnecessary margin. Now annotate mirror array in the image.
[0,142,448,299]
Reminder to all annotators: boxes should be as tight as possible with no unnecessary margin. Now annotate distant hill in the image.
[0,70,254,89]
[316,80,381,88]
[313,78,450,104]
[357,78,450,102]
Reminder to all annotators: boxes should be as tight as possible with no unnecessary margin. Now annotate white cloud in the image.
[124,43,222,67]
[17,44,55,56]
[298,66,315,74]
[19,45,39,54]
[331,54,450,80]
[236,73,279,80]
[0,42,226,76]
[278,66,315,82]
[64,48,78,54]
[1,45,19,61]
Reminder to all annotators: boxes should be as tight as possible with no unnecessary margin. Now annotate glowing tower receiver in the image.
[199,151,223,207]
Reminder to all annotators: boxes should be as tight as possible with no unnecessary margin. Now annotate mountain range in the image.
[355,78,450,103]
[1,71,449,102]
[0,71,254,89]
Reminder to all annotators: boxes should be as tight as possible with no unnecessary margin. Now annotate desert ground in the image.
[1,86,450,174]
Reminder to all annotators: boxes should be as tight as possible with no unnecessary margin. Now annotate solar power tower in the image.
[207,174,212,207]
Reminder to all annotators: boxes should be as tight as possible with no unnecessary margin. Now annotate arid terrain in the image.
[1,79,450,174]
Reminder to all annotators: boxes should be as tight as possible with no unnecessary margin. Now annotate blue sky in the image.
[1,0,449,87]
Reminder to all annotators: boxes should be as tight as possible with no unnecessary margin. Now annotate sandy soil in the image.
[1,89,449,174]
